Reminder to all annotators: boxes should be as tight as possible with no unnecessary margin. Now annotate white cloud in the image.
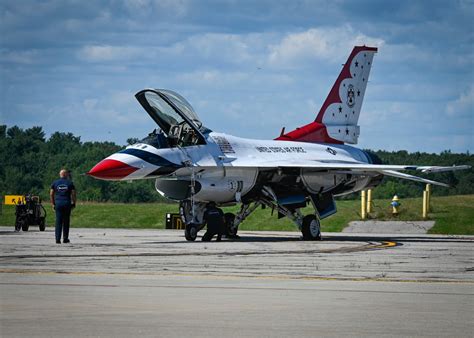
[176,70,252,87]
[154,0,189,16]
[79,91,144,125]
[170,68,296,103]
[78,45,141,62]
[369,83,457,102]
[0,49,40,64]
[189,34,252,61]
[446,85,474,117]
[1,1,471,152]
[268,26,385,67]
[82,98,98,111]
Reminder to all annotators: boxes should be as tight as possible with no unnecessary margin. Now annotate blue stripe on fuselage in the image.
[119,148,181,168]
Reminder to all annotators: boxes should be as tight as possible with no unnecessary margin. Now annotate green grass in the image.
[428,195,474,235]
[1,195,472,235]
[0,202,178,230]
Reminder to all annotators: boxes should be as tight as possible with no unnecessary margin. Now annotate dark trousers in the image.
[202,228,222,242]
[55,204,71,241]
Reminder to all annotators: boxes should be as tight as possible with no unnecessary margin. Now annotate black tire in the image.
[224,212,238,236]
[301,215,321,241]
[184,223,198,241]
[39,219,46,231]
[14,220,22,232]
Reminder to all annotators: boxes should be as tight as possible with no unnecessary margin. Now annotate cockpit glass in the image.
[159,90,201,126]
[144,91,185,129]
[135,89,207,148]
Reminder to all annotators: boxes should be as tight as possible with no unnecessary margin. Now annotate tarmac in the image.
[0,226,473,337]
[344,220,436,234]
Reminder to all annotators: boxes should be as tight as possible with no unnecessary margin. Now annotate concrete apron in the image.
[343,220,435,234]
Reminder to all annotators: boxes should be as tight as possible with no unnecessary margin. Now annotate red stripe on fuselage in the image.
[275,121,342,144]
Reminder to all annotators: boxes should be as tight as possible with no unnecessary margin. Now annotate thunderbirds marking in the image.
[88,46,470,241]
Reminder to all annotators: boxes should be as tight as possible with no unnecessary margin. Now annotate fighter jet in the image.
[87,46,470,241]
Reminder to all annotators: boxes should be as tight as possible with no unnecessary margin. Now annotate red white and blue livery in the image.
[88,46,470,241]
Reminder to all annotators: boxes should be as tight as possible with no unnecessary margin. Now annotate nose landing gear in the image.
[184,223,198,241]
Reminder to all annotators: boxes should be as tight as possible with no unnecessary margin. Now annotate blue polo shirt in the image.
[51,178,75,206]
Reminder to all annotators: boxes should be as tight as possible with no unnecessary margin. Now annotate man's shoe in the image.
[56,240,61,244]
[63,239,70,244]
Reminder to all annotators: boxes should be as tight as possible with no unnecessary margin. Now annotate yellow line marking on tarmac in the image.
[373,241,397,248]
[0,240,398,259]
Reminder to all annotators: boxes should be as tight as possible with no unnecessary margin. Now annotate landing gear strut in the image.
[180,200,206,242]
[259,186,322,241]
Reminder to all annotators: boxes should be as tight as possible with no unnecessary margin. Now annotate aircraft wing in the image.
[227,159,470,172]
[377,170,451,187]
[217,160,471,188]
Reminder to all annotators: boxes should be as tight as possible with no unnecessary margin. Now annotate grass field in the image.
[1,195,473,235]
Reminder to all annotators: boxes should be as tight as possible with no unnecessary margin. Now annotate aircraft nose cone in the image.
[87,159,139,180]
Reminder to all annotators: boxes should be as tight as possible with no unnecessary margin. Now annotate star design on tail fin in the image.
[347,84,355,108]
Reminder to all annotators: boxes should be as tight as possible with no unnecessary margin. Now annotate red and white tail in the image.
[276,46,377,144]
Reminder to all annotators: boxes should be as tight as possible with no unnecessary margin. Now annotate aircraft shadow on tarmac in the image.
[144,236,301,245]
[0,229,469,244]
[146,234,471,245]
[145,234,387,245]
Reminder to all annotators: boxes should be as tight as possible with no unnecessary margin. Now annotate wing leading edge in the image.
[206,161,471,188]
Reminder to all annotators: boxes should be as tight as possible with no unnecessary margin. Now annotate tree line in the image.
[1,125,472,203]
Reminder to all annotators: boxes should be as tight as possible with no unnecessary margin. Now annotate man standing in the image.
[50,169,76,244]
[201,202,225,242]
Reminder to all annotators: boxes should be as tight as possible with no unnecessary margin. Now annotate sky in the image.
[1,0,473,153]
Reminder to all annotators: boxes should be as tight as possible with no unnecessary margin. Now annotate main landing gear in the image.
[179,187,323,241]
[301,215,322,241]
[224,212,238,238]
[226,193,322,241]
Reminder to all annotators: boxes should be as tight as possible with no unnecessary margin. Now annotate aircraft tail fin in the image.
[276,46,377,144]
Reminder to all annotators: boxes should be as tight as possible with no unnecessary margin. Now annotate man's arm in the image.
[71,189,77,208]
[50,189,55,210]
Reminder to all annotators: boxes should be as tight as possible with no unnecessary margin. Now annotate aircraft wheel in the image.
[224,213,238,236]
[21,222,29,232]
[184,223,198,241]
[14,219,22,232]
[302,215,321,241]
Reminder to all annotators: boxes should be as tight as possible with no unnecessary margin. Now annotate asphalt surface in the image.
[344,220,436,234]
[1,227,473,337]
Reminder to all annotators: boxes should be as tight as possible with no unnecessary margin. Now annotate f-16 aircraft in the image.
[88,46,469,241]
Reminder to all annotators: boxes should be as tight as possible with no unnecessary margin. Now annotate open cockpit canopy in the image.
[135,89,207,148]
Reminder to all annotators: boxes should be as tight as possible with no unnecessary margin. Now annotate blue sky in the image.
[1,0,473,153]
